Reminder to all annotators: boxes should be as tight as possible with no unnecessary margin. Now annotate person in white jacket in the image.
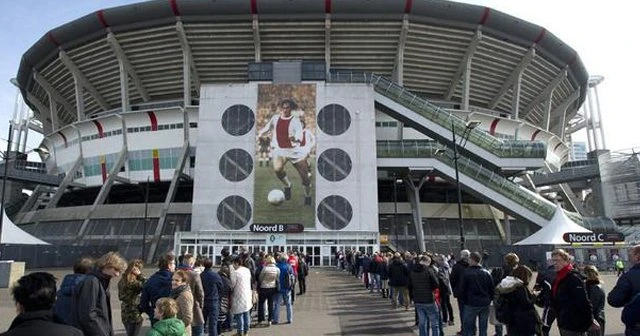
[230,257,253,336]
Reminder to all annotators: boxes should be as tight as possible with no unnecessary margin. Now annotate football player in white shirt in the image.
[258,99,313,205]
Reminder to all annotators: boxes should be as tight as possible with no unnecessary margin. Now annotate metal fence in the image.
[0,244,118,269]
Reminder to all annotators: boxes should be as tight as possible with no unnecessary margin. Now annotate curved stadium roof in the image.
[16,0,588,135]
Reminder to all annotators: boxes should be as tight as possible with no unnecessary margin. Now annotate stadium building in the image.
[6,0,613,266]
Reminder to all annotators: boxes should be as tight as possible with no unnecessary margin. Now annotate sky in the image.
[0,0,637,156]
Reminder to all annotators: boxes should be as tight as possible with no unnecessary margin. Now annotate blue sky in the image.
[0,0,637,154]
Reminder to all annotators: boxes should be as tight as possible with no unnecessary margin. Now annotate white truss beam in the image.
[522,68,567,118]
[552,89,580,138]
[176,21,201,102]
[25,92,49,120]
[59,50,111,111]
[106,32,150,102]
[393,14,410,85]
[252,14,262,62]
[33,70,75,123]
[325,14,331,73]
[445,28,482,101]
[489,47,536,109]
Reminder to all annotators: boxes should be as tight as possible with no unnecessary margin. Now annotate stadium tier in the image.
[9,0,591,264]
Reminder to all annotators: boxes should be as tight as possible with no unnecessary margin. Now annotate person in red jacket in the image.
[288,251,299,304]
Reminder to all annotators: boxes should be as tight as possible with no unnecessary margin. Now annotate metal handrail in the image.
[329,72,547,159]
[376,140,558,220]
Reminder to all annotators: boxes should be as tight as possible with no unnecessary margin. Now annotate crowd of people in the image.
[1,248,311,336]
[335,245,640,336]
[4,245,640,336]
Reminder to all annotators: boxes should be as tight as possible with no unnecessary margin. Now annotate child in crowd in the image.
[147,297,187,336]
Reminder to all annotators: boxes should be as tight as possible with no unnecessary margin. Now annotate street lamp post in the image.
[0,124,12,245]
[142,177,150,261]
[450,119,480,252]
[452,122,465,251]
[393,178,399,250]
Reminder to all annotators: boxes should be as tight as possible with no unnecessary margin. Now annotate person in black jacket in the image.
[140,253,176,326]
[70,251,127,336]
[201,258,224,336]
[409,255,440,336]
[450,249,470,335]
[583,265,605,336]
[551,248,599,335]
[1,272,83,336]
[490,252,519,336]
[53,256,94,325]
[388,253,411,310]
[495,265,541,336]
[607,244,640,336]
[297,254,309,295]
[534,262,557,336]
[460,251,494,336]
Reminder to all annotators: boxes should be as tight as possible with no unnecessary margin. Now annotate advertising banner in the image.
[254,84,317,228]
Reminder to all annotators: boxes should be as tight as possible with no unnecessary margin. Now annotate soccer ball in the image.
[267,189,285,206]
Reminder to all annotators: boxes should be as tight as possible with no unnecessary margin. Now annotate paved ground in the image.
[0,267,629,335]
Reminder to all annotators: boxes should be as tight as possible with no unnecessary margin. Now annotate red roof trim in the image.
[479,7,490,24]
[97,10,109,28]
[534,28,546,43]
[489,118,500,136]
[47,32,60,46]
[567,52,577,66]
[553,143,563,152]
[58,132,67,147]
[531,129,541,141]
[92,120,104,138]
[404,0,413,14]
[147,111,158,131]
[169,0,180,16]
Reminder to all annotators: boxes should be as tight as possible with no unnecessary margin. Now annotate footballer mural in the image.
[254,84,317,227]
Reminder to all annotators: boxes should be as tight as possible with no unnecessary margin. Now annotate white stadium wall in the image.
[314,83,378,232]
[191,82,379,233]
[192,83,258,231]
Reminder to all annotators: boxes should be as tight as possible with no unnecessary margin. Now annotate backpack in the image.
[300,260,309,277]
[622,292,640,327]
[282,265,296,289]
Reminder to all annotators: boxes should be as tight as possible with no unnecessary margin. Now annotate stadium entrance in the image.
[175,231,379,267]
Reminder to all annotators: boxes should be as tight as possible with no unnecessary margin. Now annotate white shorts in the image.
[273,147,307,164]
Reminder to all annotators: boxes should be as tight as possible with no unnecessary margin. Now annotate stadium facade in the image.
[8,0,603,266]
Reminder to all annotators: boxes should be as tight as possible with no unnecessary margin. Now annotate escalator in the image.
[330,72,547,171]
[376,140,581,228]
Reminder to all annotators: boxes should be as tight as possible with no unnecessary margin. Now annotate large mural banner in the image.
[254,84,317,228]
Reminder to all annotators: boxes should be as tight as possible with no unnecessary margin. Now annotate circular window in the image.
[317,148,352,182]
[217,196,252,230]
[219,149,253,182]
[317,195,352,230]
[221,104,255,136]
[317,104,351,136]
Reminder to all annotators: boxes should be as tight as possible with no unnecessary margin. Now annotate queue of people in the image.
[1,248,312,336]
[3,245,640,336]
[335,246,640,336]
